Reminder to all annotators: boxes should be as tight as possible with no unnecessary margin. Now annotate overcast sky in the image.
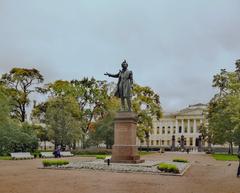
[0,0,239,112]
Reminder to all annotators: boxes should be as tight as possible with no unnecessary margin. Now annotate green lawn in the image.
[138,151,157,156]
[0,156,11,160]
[212,154,239,161]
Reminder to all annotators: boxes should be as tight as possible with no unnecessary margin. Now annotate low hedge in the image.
[157,163,179,173]
[173,158,188,163]
[72,148,112,155]
[42,160,69,167]
[96,155,107,159]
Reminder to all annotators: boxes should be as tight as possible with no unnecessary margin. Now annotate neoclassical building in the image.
[138,103,207,149]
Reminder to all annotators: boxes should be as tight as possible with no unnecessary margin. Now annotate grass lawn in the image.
[0,156,11,160]
[138,151,157,156]
[212,154,239,161]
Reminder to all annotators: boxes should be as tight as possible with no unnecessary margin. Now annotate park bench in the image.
[10,152,34,160]
[60,151,74,157]
[40,152,55,158]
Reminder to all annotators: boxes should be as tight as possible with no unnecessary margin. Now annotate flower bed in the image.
[173,158,188,163]
[157,163,180,173]
[42,160,69,167]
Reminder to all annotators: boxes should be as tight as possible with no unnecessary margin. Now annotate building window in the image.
[168,126,171,134]
[173,126,176,134]
[190,137,193,146]
[157,126,160,134]
[190,127,194,133]
[151,140,154,146]
[184,127,188,133]
[167,140,170,146]
[161,140,164,145]
[179,126,182,133]
[162,127,165,134]
[156,140,159,145]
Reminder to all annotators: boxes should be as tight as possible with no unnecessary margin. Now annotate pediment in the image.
[176,108,204,116]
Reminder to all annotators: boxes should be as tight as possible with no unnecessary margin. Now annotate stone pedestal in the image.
[111,111,144,163]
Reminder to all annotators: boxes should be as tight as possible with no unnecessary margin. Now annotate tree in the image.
[32,124,49,150]
[45,96,82,149]
[0,68,44,122]
[88,96,120,148]
[208,59,240,154]
[0,85,38,155]
[35,78,109,148]
[132,84,162,150]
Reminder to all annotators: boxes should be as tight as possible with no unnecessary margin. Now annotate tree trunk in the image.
[146,138,150,152]
[21,104,26,122]
[207,139,212,152]
[44,141,46,151]
[228,142,233,155]
[73,140,76,150]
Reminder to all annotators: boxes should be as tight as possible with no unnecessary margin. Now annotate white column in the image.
[193,137,196,147]
[187,119,190,134]
[181,119,184,133]
[176,119,178,133]
[194,119,197,133]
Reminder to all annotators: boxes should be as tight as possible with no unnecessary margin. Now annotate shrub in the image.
[96,155,106,159]
[157,163,179,173]
[173,158,188,163]
[72,148,112,156]
[42,160,69,167]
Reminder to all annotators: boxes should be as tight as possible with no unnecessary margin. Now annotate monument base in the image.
[111,111,144,164]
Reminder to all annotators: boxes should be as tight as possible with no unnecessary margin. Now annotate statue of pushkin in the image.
[104,60,133,111]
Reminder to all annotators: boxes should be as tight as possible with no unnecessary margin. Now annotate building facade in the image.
[138,103,207,149]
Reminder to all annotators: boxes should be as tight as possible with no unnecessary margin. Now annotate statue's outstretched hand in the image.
[104,72,109,76]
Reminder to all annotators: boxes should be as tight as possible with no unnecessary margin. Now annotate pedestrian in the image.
[53,146,61,158]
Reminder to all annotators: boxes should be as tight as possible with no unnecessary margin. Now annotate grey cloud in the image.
[0,0,239,112]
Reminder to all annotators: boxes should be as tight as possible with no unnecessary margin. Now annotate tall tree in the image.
[88,96,120,148]
[45,96,82,149]
[69,78,109,148]
[132,84,162,150]
[0,68,44,122]
[0,85,38,155]
[208,59,240,154]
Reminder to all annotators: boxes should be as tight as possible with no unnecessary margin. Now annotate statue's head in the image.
[121,60,128,69]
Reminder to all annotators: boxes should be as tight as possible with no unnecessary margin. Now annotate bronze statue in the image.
[104,60,133,111]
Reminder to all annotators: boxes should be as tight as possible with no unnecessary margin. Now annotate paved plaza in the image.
[0,153,239,193]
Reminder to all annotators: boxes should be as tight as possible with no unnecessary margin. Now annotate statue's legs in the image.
[127,97,131,111]
[121,98,125,111]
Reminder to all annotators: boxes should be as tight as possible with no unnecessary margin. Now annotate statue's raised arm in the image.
[104,60,133,111]
[104,71,120,78]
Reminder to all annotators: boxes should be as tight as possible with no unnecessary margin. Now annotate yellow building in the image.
[139,103,207,150]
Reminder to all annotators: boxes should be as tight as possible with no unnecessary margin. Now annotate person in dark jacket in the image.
[53,146,61,158]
